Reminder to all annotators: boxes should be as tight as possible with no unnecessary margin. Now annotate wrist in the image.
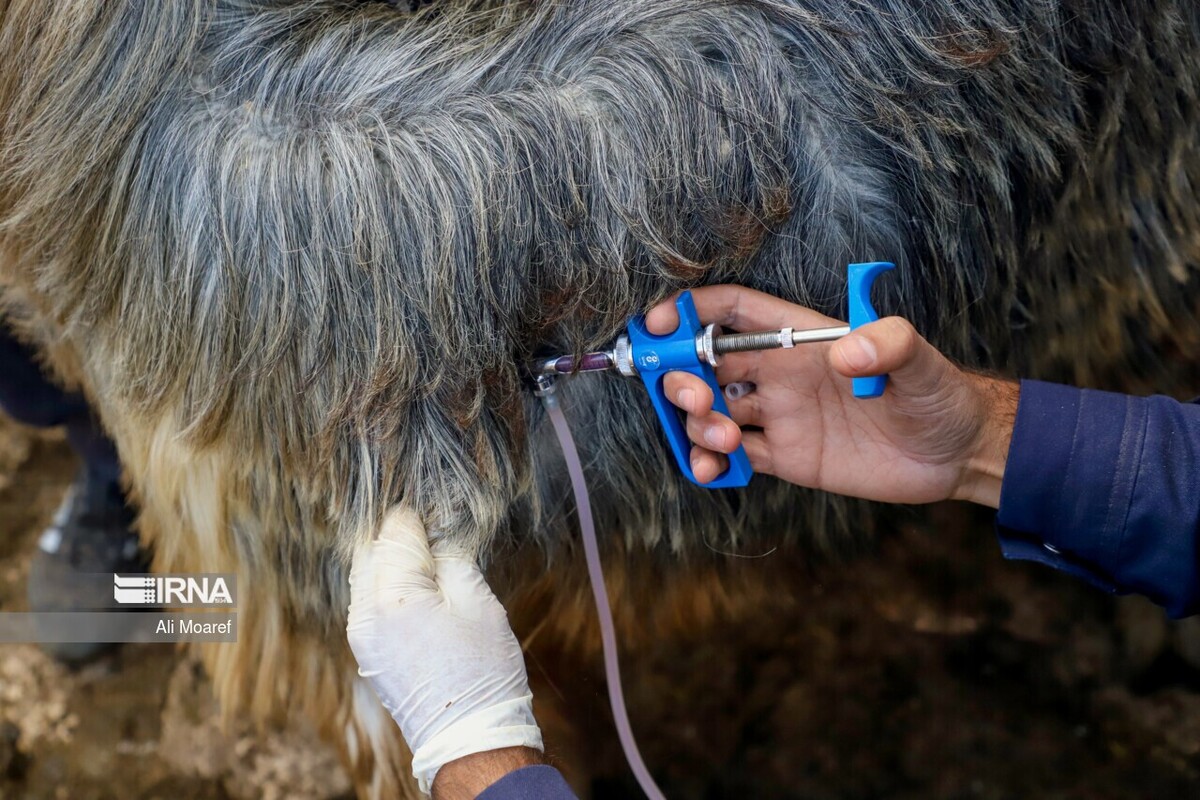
[953,375,1019,508]
[432,747,544,800]
[410,695,543,795]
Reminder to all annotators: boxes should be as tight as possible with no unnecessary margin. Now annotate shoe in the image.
[27,468,149,663]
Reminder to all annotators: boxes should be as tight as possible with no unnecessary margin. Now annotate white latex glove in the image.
[347,507,543,795]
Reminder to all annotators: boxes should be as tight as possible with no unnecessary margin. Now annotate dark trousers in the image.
[0,321,122,492]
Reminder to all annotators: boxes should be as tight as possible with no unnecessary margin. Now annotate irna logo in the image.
[113,574,236,607]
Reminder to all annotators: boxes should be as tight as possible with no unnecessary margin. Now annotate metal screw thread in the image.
[713,330,786,354]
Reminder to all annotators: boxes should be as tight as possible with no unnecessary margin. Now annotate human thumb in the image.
[350,506,439,615]
[830,317,951,397]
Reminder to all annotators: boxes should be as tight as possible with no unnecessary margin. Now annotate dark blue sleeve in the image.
[476,765,578,800]
[996,380,1200,617]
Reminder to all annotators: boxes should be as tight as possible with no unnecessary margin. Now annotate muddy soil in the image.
[0,416,351,800]
[1,410,1199,799]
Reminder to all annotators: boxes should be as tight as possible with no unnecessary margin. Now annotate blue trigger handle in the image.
[626,292,754,488]
[847,261,896,399]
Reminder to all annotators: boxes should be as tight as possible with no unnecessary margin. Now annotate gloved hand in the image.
[347,507,543,795]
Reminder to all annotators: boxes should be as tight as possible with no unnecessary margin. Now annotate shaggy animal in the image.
[1,0,1198,795]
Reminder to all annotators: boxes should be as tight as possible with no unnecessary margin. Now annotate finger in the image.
[662,371,714,416]
[645,285,839,335]
[656,352,761,390]
[739,431,776,477]
[431,556,504,618]
[662,367,762,416]
[374,507,434,570]
[713,353,760,386]
[828,317,953,397]
[686,409,742,454]
[361,506,439,600]
[689,444,729,484]
[725,391,762,428]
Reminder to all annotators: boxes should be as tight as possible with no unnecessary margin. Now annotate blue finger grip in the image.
[847,261,896,399]
[626,292,754,488]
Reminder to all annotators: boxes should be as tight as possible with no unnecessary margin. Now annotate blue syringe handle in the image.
[847,261,896,399]
[626,292,754,488]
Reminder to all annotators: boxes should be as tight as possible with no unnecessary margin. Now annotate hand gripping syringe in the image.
[533,261,895,489]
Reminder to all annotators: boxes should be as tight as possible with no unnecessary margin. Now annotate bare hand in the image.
[645,286,1017,507]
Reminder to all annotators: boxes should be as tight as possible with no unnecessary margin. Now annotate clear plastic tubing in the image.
[724,381,756,401]
[541,390,668,800]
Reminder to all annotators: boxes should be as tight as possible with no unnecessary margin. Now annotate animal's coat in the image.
[1,0,1198,795]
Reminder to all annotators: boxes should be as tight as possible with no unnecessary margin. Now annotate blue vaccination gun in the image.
[533,261,896,489]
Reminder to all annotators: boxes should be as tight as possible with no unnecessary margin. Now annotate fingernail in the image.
[677,387,695,409]
[704,425,727,448]
[839,335,877,371]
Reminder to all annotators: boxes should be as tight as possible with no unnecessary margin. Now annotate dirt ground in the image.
[2,410,1200,799]
[0,416,352,800]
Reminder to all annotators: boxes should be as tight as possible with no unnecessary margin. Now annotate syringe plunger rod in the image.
[713,324,850,355]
